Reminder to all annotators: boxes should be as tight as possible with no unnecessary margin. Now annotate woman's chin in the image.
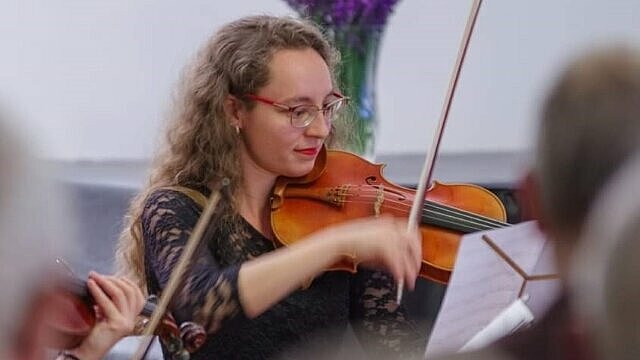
[283,163,315,178]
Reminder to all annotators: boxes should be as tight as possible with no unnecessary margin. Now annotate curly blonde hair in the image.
[116,15,351,291]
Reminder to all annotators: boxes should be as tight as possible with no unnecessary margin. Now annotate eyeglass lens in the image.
[291,98,345,128]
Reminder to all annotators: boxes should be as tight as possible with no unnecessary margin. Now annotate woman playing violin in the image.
[117,15,423,359]
[0,119,145,360]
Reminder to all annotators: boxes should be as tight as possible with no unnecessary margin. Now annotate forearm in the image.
[238,231,346,318]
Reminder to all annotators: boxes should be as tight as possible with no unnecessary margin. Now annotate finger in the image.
[111,276,140,314]
[120,277,145,312]
[87,278,119,319]
[395,233,415,291]
[383,247,403,285]
[90,273,128,312]
[93,304,105,321]
[408,231,422,273]
[119,275,141,292]
[395,227,419,290]
[117,277,145,315]
[389,221,411,284]
[403,246,418,291]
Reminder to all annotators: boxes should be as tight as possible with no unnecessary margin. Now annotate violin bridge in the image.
[374,185,384,216]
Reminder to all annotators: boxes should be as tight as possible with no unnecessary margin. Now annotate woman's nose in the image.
[304,111,331,138]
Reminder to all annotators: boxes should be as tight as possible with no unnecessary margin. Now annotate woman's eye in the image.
[292,108,309,118]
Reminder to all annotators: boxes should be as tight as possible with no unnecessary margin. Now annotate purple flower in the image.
[285,0,400,29]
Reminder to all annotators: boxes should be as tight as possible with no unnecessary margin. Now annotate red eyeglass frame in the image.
[245,92,348,127]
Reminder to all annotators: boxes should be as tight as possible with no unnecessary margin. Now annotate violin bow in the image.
[398,0,483,303]
[131,179,228,360]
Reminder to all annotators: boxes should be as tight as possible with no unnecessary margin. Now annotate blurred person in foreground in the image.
[437,46,640,360]
[571,152,640,360]
[0,116,145,360]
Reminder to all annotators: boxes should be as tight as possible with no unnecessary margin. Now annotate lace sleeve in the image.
[350,269,425,359]
[141,189,245,334]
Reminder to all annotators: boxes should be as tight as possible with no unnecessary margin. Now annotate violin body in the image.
[271,148,508,284]
[47,284,96,349]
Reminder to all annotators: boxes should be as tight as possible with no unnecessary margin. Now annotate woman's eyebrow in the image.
[281,90,336,104]
[279,96,313,104]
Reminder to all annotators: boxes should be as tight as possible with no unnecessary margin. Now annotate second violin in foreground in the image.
[48,272,206,360]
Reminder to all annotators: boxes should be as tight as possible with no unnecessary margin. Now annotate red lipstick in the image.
[295,147,319,156]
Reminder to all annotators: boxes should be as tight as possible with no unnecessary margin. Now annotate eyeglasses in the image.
[245,92,349,128]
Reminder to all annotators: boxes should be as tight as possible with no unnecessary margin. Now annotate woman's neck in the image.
[237,153,277,238]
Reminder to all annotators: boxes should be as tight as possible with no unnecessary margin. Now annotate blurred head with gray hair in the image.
[527,46,640,278]
[0,112,74,359]
[571,152,640,360]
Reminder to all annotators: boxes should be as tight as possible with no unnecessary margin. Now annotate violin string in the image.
[345,196,502,233]
[421,209,502,232]
[338,192,504,231]
[424,201,509,228]
[424,201,507,228]
[336,195,504,233]
[343,185,508,227]
[302,183,508,230]
[340,186,509,229]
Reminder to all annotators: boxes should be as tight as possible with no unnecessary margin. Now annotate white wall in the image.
[1,0,639,160]
[377,0,640,155]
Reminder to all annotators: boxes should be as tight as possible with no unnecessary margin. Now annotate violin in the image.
[47,273,206,359]
[271,146,510,284]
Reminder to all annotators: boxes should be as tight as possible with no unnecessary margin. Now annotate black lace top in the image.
[142,188,424,359]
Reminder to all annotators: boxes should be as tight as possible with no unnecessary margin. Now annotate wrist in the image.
[319,229,356,266]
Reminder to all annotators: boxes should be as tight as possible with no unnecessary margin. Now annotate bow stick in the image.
[398,0,483,303]
[131,179,228,360]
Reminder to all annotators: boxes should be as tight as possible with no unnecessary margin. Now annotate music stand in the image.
[424,221,561,359]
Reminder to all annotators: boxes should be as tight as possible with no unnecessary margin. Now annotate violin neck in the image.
[68,275,158,318]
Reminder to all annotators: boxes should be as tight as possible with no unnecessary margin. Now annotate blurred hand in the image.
[326,215,422,291]
[68,272,145,360]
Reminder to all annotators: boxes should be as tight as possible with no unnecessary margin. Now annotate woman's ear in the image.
[223,95,244,130]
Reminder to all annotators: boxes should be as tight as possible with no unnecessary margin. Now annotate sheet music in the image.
[459,296,534,352]
[424,222,560,358]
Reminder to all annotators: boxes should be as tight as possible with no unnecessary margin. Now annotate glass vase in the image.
[334,26,383,157]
